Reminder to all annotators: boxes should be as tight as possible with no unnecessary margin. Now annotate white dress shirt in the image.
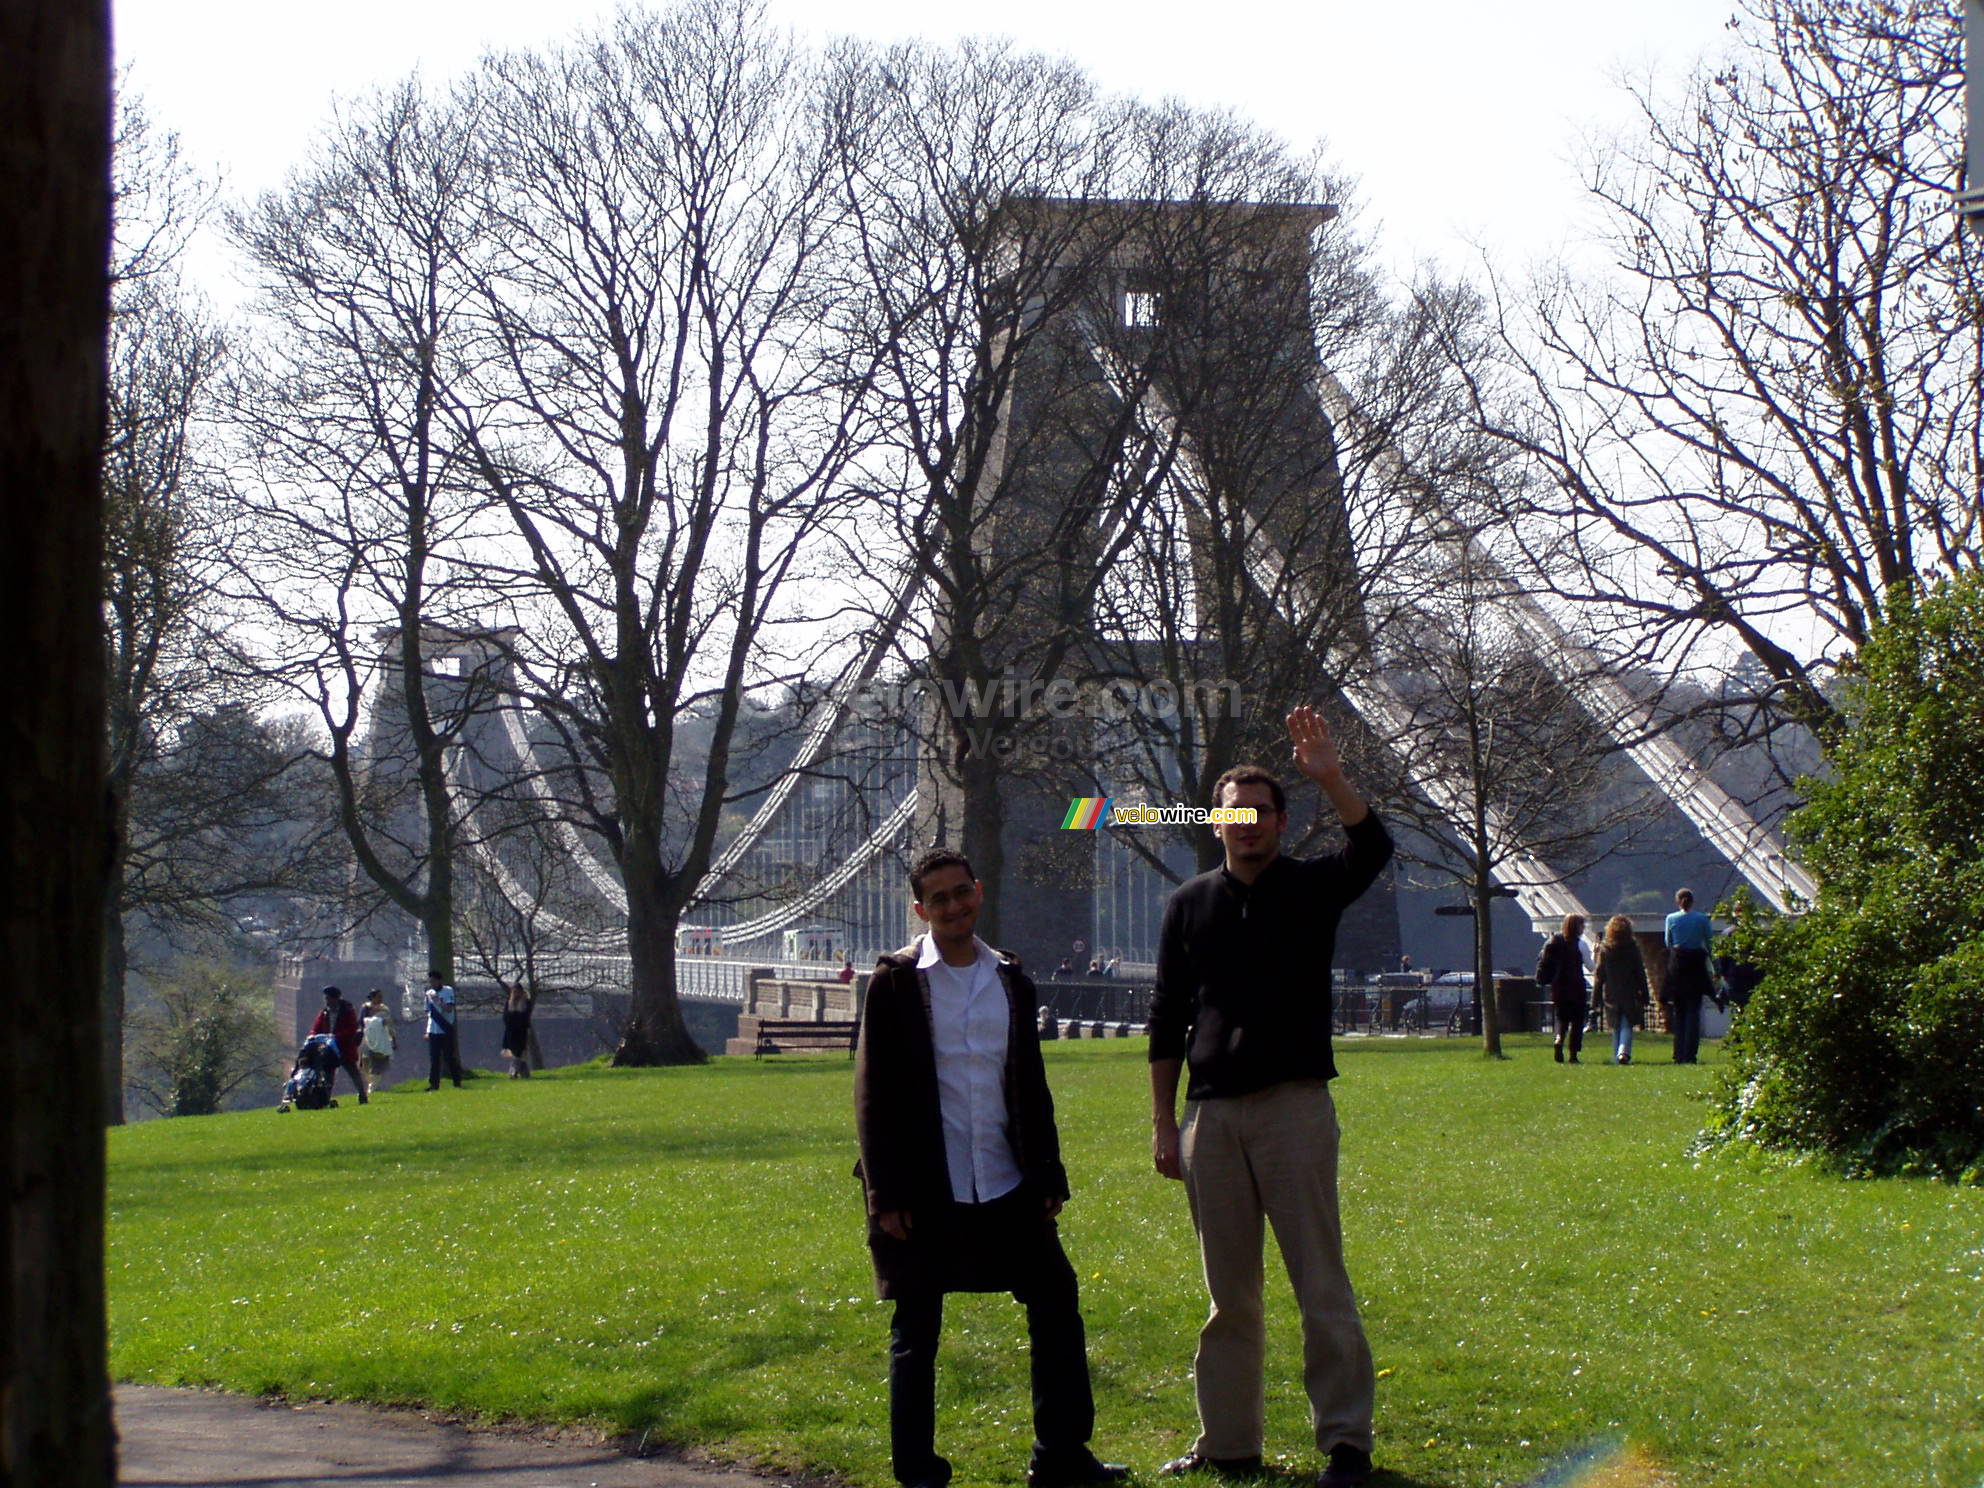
[918,933,1023,1205]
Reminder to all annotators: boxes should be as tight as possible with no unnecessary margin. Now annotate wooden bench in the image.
[752,1019,859,1058]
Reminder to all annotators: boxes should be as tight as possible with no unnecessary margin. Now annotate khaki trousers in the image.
[1179,1079,1374,1457]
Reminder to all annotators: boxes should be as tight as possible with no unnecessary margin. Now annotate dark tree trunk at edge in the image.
[2,0,117,1477]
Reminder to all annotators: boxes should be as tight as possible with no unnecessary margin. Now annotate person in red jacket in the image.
[309,985,368,1104]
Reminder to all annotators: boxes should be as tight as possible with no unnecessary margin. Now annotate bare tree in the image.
[228,79,498,982]
[119,708,338,951]
[456,0,865,1064]
[101,90,229,1122]
[820,39,1173,942]
[1080,109,1482,886]
[456,793,621,1065]
[1367,540,1629,1057]
[1,0,116,1471]
[1469,0,1980,746]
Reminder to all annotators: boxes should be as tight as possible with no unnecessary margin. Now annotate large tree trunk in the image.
[2,0,117,1477]
[958,743,1006,947]
[612,851,704,1067]
[1475,870,1504,1059]
[421,861,453,988]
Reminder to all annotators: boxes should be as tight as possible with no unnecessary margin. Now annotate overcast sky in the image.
[115,0,1742,292]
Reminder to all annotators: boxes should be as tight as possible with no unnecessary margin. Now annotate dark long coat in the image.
[853,942,1069,1298]
[1593,939,1649,1023]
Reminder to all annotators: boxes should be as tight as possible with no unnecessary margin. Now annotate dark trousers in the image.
[1670,993,1704,1063]
[1553,996,1586,1058]
[887,1210,1094,1484]
[427,1031,462,1087]
[1668,947,1712,1063]
[332,1056,368,1102]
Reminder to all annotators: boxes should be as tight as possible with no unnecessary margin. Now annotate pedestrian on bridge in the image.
[854,847,1126,1488]
[1148,705,1394,1488]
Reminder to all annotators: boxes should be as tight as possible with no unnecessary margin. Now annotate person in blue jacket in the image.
[1663,889,1717,1064]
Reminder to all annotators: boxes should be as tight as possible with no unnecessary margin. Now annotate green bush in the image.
[1704,578,1984,1180]
[127,961,284,1117]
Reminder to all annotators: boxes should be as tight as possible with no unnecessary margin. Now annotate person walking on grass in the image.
[1663,889,1717,1064]
[424,970,463,1090]
[854,847,1127,1488]
[1149,705,1395,1488]
[1593,915,1649,1065]
[1537,915,1591,1065]
[309,985,369,1104]
[500,980,535,1078]
[359,989,397,1091]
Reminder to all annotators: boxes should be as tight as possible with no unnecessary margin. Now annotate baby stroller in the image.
[278,1033,343,1112]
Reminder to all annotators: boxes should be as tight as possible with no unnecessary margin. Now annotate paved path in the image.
[116,1385,786,1488]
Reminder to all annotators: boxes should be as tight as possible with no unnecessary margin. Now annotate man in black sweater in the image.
[1149,706,1393,1488]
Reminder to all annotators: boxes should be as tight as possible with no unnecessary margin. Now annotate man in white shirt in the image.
[855,848,1125,1488]
[424,970,462,1090]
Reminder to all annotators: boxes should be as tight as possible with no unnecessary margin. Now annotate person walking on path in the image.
[1537,915,1591,1064]
[424,971,463,1089]
[359,989,398,1090]
[308,985,369,1104]
[1148,705,1395,1488]
[1664,890,1717,1064]
[1593,916,1649,1065]
[854,847,1127,1488]
[500,981,535,1078]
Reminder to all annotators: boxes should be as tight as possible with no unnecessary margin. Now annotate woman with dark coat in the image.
[500,981,535,1078]
[1537,914,1590,1063]
[1593,915,1649,1065]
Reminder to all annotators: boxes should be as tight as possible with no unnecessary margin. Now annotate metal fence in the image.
[672,957,843,1005]
[1037,978,1153,1024]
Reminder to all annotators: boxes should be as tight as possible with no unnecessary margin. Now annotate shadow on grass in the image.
[604,1319,856,1443]
[118,1115,848,1186]
[1147,1468,1452,1488]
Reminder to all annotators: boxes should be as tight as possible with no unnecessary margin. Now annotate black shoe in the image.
[1029,1452,1131,1488]
[1568,1054,1580,1064]
[899,1455,952,1488]
[1553,1042,1564,1063]
[1317,1444,1373,1488]
[1161,1453,1265,1477]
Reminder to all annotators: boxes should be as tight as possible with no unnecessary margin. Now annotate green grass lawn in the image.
[108,1037,1984,1488]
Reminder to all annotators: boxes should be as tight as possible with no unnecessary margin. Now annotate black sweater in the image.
[1149,812,1394,1101]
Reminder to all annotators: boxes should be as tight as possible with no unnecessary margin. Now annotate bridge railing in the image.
[672,956,845,1005]
[1037,978,1152,1025]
